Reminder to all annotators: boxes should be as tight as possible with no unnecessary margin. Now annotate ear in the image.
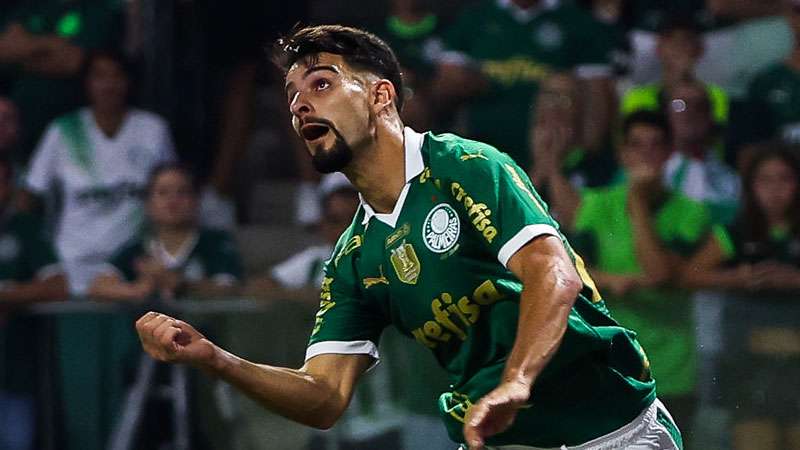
[371,79,396,114]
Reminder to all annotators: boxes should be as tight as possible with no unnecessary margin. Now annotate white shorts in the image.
[461,399,681,450]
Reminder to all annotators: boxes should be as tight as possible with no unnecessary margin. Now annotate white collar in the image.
[496,0,558,23]
[148,232,199,269]
[360,127,426,227]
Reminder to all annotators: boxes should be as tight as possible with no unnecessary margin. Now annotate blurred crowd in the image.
[1,0,800,450]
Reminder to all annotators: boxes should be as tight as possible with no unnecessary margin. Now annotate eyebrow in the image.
[285,64,341,94]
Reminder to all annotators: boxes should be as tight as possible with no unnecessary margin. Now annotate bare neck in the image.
[92,107,127,138]
[344,121,407,214]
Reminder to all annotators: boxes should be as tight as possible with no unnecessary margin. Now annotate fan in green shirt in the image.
[90,163,243,302]
[544,111,713,447]
[0,157,67,450]
[134,25,682,450]
[435,0,617,168]
[0,0,123,162]
[621,17,730,125]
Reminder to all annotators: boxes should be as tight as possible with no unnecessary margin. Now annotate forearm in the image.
[681,266,746,290]
[207,348,345,429]
[581,78,613,152]
[0,275,68,303]
[627,196,671,285]
[89,275,149,302]
[503,249,582,385]
[185,279,241,299]
[546,171,580,228]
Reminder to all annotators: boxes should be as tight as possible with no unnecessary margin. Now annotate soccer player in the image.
[136,25,682,449]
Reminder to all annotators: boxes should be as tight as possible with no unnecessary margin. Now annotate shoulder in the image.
[326,211,366,273]
[129,109,170,129]
[424,131,515,177]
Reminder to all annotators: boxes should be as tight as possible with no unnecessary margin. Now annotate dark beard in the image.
[311,130,353,174]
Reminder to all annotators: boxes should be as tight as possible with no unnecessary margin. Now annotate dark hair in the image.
[81,50,137,103]
[272,25,405,109]
[145,162,200,198]
[657,14,702,37]
[737,145,800,243]
[622,110,672,143]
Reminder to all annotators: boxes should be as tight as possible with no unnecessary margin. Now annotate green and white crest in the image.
[422,203,460,253]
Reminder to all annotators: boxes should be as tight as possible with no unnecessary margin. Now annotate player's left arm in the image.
[463,235,582,449]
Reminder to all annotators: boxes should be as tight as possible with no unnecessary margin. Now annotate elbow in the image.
[307,399,347,430]
[560,270,583,305]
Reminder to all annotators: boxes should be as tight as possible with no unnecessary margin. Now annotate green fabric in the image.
[572,182,713,395]
[743,63,800,145]
[0,212,59,282]
[0,212,59,394]
[621,83,730,124]
[57,111,98,179]
[443,2,615,167]
[387,14,437,39]
[310,132,655,447]
[718,223,800,266]
[375,14,442,80]
[110,228,243,283]
[1,0,123,162]
[713,224,735,259]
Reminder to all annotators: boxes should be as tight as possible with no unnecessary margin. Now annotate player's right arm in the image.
[135,311,372,429]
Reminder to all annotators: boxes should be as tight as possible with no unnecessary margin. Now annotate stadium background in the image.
[1,0,799,449]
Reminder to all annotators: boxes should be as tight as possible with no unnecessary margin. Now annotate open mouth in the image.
[300,123,330,142]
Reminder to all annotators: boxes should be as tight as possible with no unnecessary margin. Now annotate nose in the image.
[290,91,313,120]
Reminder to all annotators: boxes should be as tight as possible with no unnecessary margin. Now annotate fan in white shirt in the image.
[25,52,175,296]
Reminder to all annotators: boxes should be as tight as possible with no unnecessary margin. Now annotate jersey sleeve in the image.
[305,243,387,365]
[202,230,243,286]
[152,115,177,163]
[25,123,61,194]
[439,143,562,267]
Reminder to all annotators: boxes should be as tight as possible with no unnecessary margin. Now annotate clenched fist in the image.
[135,311,216,368]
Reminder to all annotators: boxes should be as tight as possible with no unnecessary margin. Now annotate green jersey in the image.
[442,0,614,168]
[571,182,712,396]
[740,63,800,146]
[307,128,655,447]
[106,228,243,286]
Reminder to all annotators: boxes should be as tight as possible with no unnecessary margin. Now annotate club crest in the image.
[423,203,460,253]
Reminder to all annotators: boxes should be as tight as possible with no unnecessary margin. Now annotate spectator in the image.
[24,51,175,296]
[433,0,617,168]
[245,174,357,300]
[0,0,123,162]
[545,110,713,446]
[529,72,618,193]
[696,0,793,100]
[372,0,445,130]
[0,156,67,450]
[734,1,800,155]
[682,146,800,450]
[0,97,19,159]
[663,78,740,224]
[621,16,729,125]
[90,163,243,302]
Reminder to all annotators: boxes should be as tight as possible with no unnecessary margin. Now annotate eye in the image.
[314,78,331,91]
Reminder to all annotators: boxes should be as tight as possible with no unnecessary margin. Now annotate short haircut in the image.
[622,110,672,142]
[145,162,200,197]
[657,15,702,37]
[272,25,405,109]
